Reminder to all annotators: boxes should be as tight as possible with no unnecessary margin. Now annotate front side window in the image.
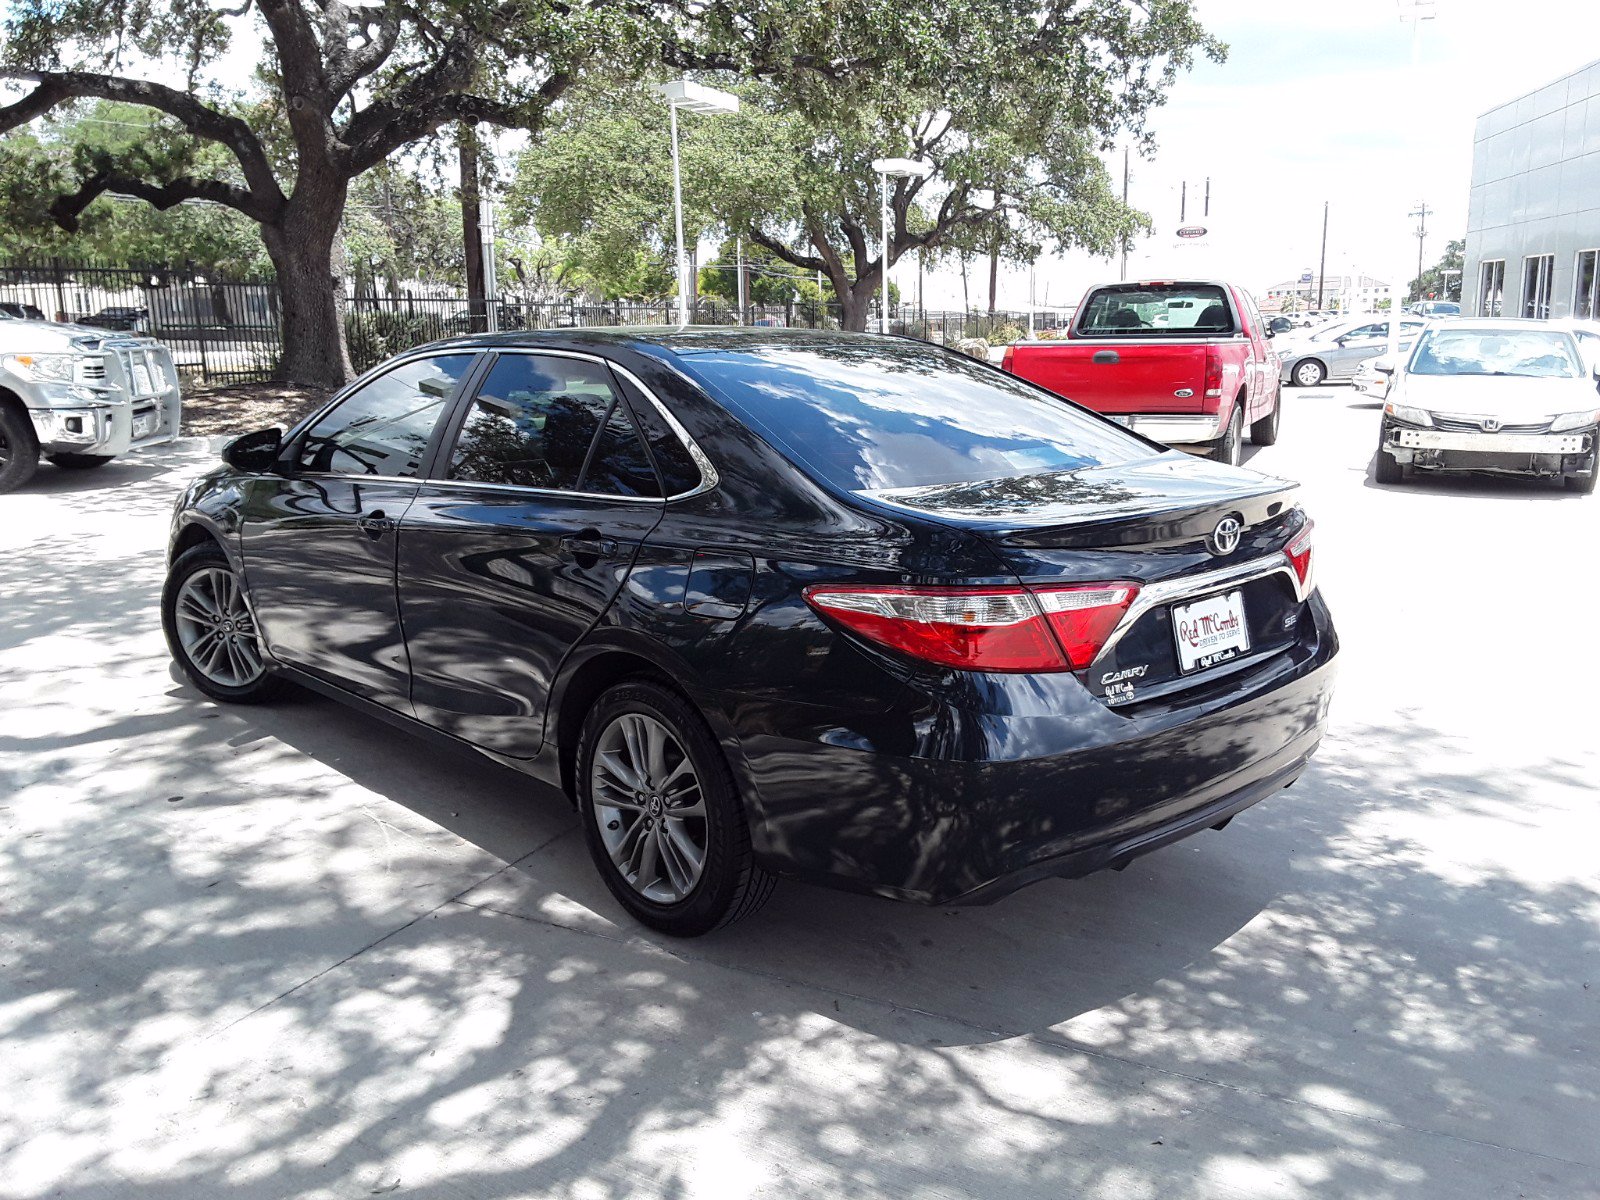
[448,354,659,496]
[1479,260,1505,317]
[1410,328,1580,379]
[296,354,474,477]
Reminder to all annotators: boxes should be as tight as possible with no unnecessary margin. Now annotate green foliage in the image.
[1409,238,1465,303]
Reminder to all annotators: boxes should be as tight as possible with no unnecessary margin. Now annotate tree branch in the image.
[49,168,267,231]
[0,71,285,212]
[345,70,571,174]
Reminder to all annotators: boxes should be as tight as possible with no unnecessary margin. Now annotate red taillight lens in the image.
[1001,344,1015,373]
[1284,519,1314,592]
[803,582,1138,673]
[1204,346,1224,398]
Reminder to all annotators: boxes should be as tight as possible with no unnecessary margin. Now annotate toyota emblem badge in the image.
[1208,516,1243,556]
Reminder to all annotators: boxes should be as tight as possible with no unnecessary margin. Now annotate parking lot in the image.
[2,386,1596,1199]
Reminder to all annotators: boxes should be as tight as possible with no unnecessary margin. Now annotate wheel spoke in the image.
[634,824,660,890]
[597,748,645,794]
[610,815,647,871]
[643,719,669,788]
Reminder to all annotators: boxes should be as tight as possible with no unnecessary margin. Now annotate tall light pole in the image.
[870,157,934,334]
[654,80,740,327]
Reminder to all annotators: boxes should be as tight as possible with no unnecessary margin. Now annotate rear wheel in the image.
[577,680,775,936]
[1292,359,1326,388]
[161,544,285,703]
[1249,394,1281,445]
[0,402,40,494]
[46,452,115,469]
[1209,407,1244,466]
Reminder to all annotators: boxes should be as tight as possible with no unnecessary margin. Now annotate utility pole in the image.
[1316,201,1329,310]
[1409,200,1434,299]
[1119,146,1130,282]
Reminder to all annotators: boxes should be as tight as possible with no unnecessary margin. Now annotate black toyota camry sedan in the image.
[163,329,1337,935]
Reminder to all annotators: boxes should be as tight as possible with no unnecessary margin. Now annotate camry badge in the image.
[1207,516,1243,556]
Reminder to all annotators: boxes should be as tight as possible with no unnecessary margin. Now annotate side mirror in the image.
[222,427,284,473]
[1373,357,1396,375]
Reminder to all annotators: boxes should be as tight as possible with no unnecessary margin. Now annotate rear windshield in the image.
[1077,284,1235,336]
[673,342,1154,493]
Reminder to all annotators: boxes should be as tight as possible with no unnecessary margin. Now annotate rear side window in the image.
[1077,284,1235,335]
[616,375,705,496]
[448,354,660,496]
[674,342,1152,493]
[297,353,473,477]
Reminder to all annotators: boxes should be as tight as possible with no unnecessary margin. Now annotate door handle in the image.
[357,508,394,538]
[560,529,618,562]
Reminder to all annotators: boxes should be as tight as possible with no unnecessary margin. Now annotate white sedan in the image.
[1372,320,1599,493]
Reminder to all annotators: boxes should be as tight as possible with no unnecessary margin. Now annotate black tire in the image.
[46,452,115,469]
[1565,466,1597,494]
[161,543,286,704]
[577,679,775,936]
[1292,359,1326,388]
[1374,424,1405,485]
[1209,407,1244,466]
[0,401,40,494]
[1249,393,1281,445]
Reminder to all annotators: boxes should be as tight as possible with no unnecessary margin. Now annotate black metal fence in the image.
[1,258,1071,383]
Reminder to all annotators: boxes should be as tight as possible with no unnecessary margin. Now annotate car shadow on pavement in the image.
[1362,451,1588,498]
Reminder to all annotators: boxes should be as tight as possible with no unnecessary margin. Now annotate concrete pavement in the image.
[1,394,1596,1198]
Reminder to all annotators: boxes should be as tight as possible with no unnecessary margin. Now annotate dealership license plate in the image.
[1172,589,1251,673]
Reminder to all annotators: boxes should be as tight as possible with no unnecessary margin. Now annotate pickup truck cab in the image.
[0,317,181,492]
[1001,280,1280,466]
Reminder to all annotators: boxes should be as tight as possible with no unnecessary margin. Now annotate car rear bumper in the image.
[1105,412,1223,445]
[739,591,1339,906]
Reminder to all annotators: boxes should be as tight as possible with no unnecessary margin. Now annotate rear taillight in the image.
[1001,344,1015,373]
[1203,346,1224,398]
[1284,519,1314,592]
[803,582,1139,673]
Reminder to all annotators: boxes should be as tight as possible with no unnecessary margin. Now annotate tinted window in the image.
[1077,284,1234,335]
[616,376,704,496]
[675,342,1153,493]
[449,354,659,496]
[297,354,472,476]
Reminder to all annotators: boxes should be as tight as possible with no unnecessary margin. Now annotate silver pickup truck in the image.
[0,315,181,492]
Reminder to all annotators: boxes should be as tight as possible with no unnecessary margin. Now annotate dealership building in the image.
[1464,58,1600,320]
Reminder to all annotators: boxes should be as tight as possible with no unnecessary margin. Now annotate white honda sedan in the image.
[1372,320,1599,493]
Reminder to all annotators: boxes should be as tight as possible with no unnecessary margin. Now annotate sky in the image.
[934,0,1600,312]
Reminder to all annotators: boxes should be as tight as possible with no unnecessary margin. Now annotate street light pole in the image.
[653,80,740,328]
[870,157,934,335]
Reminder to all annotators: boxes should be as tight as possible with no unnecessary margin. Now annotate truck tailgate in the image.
[1005,341,1210,414]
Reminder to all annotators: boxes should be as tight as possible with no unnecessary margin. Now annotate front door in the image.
[397,351,667,757]
[238,352,478,708]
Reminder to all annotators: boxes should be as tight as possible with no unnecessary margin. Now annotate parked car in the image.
[1276,316,1426,387]
[80,305,150,332]
[1000,279,1282,465]
[1373,319,1598,491]
[1351,355,1389,398]
[162,329,1338,935]
[0,318,181,492]
[1406,300,1461,318]
[0,301,48,321]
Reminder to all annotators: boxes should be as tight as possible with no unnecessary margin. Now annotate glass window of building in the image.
[1479,260,1505,317]
[1574,250,1598,321]
[1521,254,1554,319]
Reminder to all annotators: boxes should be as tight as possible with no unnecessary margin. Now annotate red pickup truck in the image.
[1001,280,1281,466]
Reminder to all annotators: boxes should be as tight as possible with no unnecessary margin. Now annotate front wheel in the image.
[1209,407,1244,466]
[161,544,285,703]
[0,402,40,494]
[1292,359,1326,388]
[1374,425,1405,485]
[577,680,775,936]
[1565,466,1597,494]
[46,453,115,469]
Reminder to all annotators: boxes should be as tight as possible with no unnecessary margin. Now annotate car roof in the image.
[420,325,928,358]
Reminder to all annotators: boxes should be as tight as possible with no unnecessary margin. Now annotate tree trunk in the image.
[988,243,999,313]
[459,124,486,332]
[262,205,354,387]
[838,276,877,332]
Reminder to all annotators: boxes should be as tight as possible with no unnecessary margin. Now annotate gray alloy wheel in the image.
[172,566,267,688]
[1292,359,1326,388]
[590,711,708,903]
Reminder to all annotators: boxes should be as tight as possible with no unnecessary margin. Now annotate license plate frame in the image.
[1172,588,1251,674]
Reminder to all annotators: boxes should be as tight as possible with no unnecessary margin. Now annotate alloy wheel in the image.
[590,712,707,904]
[173,566,266,688]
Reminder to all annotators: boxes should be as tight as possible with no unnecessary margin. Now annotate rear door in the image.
[396,351,666,758]
[238,351,477,708]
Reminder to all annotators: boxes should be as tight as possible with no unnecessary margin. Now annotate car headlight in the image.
[1384,401,1433,427]
[1549,409,1600,432]
[2,352,81,382]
